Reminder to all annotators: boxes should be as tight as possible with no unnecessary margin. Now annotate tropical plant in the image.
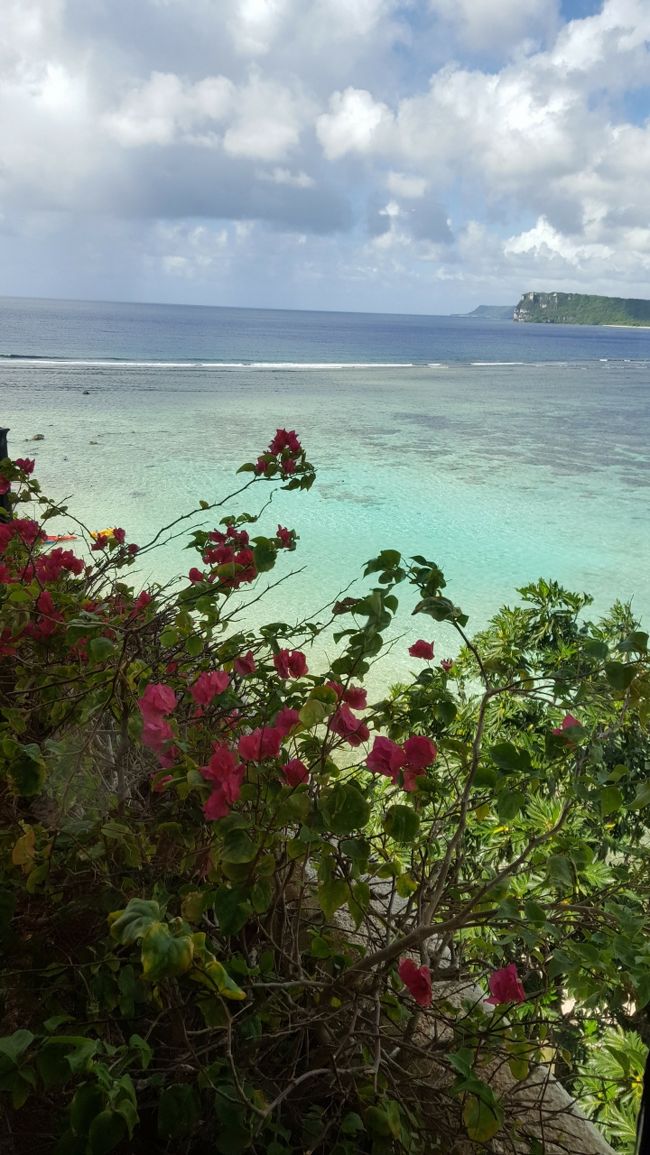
[0,437,648,1154]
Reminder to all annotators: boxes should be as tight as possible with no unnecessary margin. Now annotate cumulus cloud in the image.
[317,87,394,159]
[1,0,650,310]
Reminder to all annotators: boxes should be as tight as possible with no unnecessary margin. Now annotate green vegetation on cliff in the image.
[514,290,650,326]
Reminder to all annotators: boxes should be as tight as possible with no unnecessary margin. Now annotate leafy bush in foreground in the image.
[0,436,649,1154]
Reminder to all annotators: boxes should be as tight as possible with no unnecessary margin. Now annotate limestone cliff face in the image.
[514,290,650,325]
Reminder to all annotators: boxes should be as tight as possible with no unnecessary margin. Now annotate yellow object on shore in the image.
[90,527,117,540]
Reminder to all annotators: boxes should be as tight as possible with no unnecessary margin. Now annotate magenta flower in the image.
[486,963,526,1005]
[281,758,309,787]
[409,640,434,660]
[398,958,432,1007]
[367,736,406,782]
[191,670,230,705]
[552,713,582,736]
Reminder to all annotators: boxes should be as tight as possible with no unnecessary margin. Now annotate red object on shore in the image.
[45,534,78,542]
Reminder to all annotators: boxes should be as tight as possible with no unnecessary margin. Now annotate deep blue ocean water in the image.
[1,295,648,684]
[3,294,650,365]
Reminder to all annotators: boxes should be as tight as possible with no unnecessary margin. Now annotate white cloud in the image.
[317,87,394,159]
[105,73,235,147]
[258,167,316,187]
[429,0,559,55]
[229,0,290,56]
[386,171,427,198]
[223,72,308,159]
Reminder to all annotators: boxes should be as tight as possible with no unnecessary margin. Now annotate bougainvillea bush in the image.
[0,435,649,1155]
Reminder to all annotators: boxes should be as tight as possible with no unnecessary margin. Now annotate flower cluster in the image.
[274,649,308,678]
[255,428,304,479]
[138,683,178,768]
[367,734,437,792]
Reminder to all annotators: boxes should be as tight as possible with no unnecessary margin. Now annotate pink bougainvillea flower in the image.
[274,649,308,678]
[274,707,301,736]
[330,704,369,747]
[398,958,432,1007]
[190,670,230,706]
[254,456,268,475]
[325,680,344,699]
[200,743,241,783]
[276,525,295,548]
[156,747,180,770]
[280,457,297,475]
[367,736,406,782]
[138,683,177,720]
[403,735,438,771]
[344,685,367,710]
[188,567,205,584]
[200,744,246,820]
[238,726,283,762]
[112,527,126,544]
[91,534,109,551]
[0,478,10,496]
[269,428,302,455]
[234,650,256,676]
[440,659,454,673]
[127,543,140,556]
[552,713,582,736]
[14,458,35,474]
[281,758,309,787]
[36,589,56,616]
[486,963,526,1005]
[203,772,245,820]
[141,717,174,751]
[409,639,435,660]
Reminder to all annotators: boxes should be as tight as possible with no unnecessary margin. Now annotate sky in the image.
[1,0,649,314]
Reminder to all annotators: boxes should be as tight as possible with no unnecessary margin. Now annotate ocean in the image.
[1,295,648,684]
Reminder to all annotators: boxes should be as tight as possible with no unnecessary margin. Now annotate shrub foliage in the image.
[0,435,649,1154]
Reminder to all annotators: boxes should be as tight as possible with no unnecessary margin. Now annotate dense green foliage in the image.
[514,290,650,326]
[0,440,649,1154]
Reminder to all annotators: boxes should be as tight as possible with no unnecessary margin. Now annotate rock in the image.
[89,440,99,445]
[82,390,90,395]
[31,434,45,441]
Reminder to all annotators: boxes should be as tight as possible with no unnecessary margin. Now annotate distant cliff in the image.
[514,291,650,326]
[465,304,515,320]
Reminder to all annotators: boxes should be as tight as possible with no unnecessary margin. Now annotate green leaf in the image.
[128,1034,152,1071]
[618,631,648,653]
[462,1094,504,1142]
[109,898,161,945]
[36,1038,98,1088]
[489,742,531,774]
[8,745,47,797]
[71,1084,106,1137]
[299,698,330,727]
[140,923,194,981]
[212,887,250,935]
[252,539,277,573]
[600,785,624,816]
[87,1110,127,1155]
[221,828,257,864]
[383,805,420,844]
[158,1084,201,1139]
[0,1030,34,1068]
[497,791,526,821]
[546,855,575,891]
[318,878,348,920]
[88,637,115,664]
[322,783,370,835]
[200,959,246,1000]
[632,781,650,809]
[605,661,637,691]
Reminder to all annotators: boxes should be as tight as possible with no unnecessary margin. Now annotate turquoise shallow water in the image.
[1,347,648,686]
